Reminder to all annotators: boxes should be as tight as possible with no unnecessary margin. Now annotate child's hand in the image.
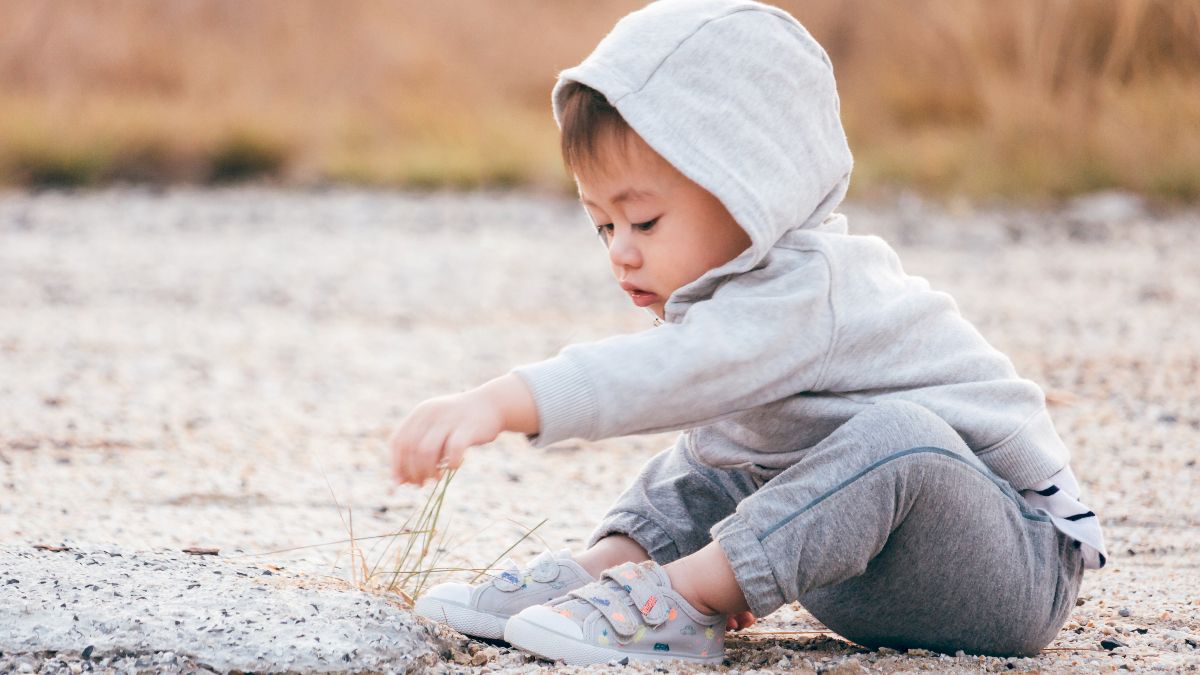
[388,373,538,487]
[388,390,504,486]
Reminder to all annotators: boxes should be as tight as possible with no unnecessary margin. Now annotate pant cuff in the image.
[711,512,787,618]
[586,511,682,563]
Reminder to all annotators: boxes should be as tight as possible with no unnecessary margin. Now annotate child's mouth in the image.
[628,290,658,307]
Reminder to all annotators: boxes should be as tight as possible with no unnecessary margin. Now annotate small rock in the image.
[818,660,868,675]
[1100,638,1127,650]
[1118,608,1131,617]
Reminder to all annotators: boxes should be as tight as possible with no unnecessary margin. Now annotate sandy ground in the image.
[0,186,1197,673]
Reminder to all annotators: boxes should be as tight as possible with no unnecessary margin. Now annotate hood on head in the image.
[552,0,853,319]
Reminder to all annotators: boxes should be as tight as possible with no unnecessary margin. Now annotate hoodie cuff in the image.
[974,407,1070,489]
[510,354,599,448]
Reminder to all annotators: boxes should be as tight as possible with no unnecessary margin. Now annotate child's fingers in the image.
[411,427,449,484]
[391,427,422,485]
[441,430,472,470]
[393,430,421,485]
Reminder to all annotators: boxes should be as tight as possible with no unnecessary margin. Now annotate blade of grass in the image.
[411,517,456,599]
[386,468,456,594]
[367,506,419,581]
[467,517,548,584]
[411,467,456,592]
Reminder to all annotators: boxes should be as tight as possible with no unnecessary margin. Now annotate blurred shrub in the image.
[207,129,290,183]
[0,0,1197,201]
[2,138,105,188]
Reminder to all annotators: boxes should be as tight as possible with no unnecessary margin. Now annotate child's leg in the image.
[572,534,649,577]
[669,400,1084,657]
[572,435,762,629]
[576,435,759,567]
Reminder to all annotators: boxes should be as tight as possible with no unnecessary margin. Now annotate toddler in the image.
[390,0,1107,666]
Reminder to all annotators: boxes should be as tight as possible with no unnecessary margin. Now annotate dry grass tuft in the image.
[315,468,550,608]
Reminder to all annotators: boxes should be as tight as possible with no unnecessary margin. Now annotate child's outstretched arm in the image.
[389,373,537,486]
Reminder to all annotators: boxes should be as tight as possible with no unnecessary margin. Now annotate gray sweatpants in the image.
[586,400,1084,657]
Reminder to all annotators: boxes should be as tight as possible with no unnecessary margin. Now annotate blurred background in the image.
[2,0,1198,203]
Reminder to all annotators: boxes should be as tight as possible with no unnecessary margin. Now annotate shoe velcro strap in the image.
[490,551,562,592]
[569,582,640,637]
[601,562,671,627]
[527,550,561,584]
[490,558,525,592]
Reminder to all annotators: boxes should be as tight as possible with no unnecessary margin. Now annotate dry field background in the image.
[1,1,1199,200]
[1,187,1197,672]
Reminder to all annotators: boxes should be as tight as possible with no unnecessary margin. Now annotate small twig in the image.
[182,547,220,556]
[735,630,837,637]
[224,530,430,559]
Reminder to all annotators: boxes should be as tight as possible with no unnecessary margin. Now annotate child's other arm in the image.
[389,373,538,486]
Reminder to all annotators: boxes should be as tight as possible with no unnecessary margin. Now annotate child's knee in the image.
[844,399,972,461]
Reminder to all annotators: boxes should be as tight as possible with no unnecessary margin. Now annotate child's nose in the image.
[607,228,642,268]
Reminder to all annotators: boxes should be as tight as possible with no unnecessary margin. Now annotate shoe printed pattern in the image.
[414,548,593,639]
[503,560,727,665]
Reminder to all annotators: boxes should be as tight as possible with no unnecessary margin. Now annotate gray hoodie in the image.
[510,0,1069,491]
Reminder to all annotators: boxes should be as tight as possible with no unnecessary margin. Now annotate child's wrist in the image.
[476,373,539,435]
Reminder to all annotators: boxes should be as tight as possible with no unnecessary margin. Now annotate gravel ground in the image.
[0,186,1197,673]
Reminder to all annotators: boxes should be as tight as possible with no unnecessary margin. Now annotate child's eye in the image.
[597,220,662,234]
[594,219,657,238]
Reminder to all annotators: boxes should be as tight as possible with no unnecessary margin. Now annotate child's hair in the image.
[557,81,635,180]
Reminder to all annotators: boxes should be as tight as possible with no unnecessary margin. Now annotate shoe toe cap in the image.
[512,605,584,640]
[416,582,471,609]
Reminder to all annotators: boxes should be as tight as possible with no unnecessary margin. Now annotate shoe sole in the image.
[504,613,724,666]
[414,595,507,640]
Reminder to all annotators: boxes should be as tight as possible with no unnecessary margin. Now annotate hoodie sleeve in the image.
[511,249,833,448]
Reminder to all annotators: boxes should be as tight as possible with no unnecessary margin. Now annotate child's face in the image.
[576,132,751,321]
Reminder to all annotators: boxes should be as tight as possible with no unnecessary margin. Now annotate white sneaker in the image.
[414,548,595,639]
[503,560,727,666]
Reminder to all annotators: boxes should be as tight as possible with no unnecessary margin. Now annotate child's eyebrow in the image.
[581,188,656,208]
